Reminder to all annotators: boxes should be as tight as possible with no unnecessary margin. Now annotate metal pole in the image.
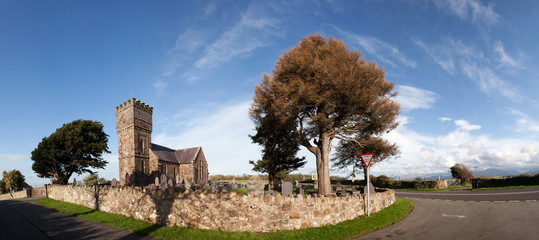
[367,167,370,216]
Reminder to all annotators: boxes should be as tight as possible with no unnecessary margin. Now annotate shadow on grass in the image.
[73,209,97,217]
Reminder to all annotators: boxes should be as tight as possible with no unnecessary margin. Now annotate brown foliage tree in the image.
[250,33,400,195]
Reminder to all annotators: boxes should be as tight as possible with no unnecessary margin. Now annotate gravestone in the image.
[293,180,298,188]
[111,178,117,187]
[160,174,167,188]
[155,177,159,186]
[184,179,191,189]
[364,182,375,194]
[73,178,77,185]
[265,190,274,196]
[176,176,180,186]
[296,186,304,195]
[282,182,293,197]
[211,182,219,192]
[168,179,173,187]
[336,182,343,192]
[247,176,264,196]
[231,183,239,189]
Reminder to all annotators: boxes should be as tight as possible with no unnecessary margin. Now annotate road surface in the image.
[0,197,158,240]
[356,188,539,240]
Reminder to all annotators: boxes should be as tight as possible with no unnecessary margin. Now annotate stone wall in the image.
[46,185,395,232]
[0,186,47,200]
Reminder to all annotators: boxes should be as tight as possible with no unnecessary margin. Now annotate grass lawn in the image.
[472,185,539,191]
[36,197,413,240]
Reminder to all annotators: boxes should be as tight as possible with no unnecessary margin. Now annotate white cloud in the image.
[336,27,417,69]
[455,119,481,131]
[395,85,438,111]
[434,0,500,25]
[373,115,539,178]
[511,109,539,134]
[440,117,452,122]
[416,38,521,102]
[153,100,261,175]
[194,3,281,69]
[494,41,519,68]
[461,63,520,101]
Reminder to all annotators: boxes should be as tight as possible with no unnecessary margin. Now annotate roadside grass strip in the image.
[36,197,413,240]
[472,185,539,191]
[395,185,471,191]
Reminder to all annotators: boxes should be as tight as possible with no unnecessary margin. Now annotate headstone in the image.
[160,174,167,188]
[336,182,343,192]
[364,182,375,194]
[293,180,298,188]
[184,179,191,189]
[231,183,239,189]
[222,184,231,191]
[282,182,293,197]
[247,176,264,196]
[265,190,274,196]
[168,179,173,187]
[336,190,350,197]
[296,186,304,195]
[211,182,219,192]
[111,178,117,187]
[73,178,77,185]
[176,176,180,186]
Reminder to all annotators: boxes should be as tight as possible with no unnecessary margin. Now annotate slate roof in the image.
[151,143,201,164]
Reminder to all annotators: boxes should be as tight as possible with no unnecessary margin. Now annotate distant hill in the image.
[476,168,520,177]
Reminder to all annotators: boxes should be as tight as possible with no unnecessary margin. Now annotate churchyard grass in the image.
[36,197,413,240]
[231,187,248,195]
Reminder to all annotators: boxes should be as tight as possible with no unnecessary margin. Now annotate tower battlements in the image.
[115,98,153,114]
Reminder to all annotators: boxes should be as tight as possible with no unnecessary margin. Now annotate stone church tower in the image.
[115,98,153,185]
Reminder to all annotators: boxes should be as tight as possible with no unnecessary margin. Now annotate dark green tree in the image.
[0,180,6,194]
[332,136,399,183]
[2,169,26,192]
[83,173,106,186]
[249,110,306,189]
[450,163,474,184]
[31,119,110,185]
[250,33,400,195]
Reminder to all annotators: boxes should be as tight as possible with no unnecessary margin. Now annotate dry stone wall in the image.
[46,184,395,232]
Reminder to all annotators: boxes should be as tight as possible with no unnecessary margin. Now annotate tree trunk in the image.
[316,134,332,195]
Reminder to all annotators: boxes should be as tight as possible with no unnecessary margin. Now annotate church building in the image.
[115,98,208,186]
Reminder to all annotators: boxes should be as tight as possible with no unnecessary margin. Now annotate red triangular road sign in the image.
[360,153,374,168]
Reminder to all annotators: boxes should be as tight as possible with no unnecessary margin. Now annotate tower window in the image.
[138,137,143,154]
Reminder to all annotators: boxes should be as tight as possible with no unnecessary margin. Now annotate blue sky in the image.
[2,0,539,187]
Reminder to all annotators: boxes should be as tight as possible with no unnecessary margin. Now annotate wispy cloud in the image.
[511,109,539,134]
[494,41,519,68]
[433,0,500,25]
[336,27,417,69]
[416,38,521,102]
[0,153,28,163]
[439,117,452,122]
[194,3,281,69]
[461,63,521,101]
[395,85,438,111]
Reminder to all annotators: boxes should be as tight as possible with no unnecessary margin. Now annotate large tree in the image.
[31,119,110,185]
[2,169,25,192]
[250,33,400,195]
[249,109,306,189]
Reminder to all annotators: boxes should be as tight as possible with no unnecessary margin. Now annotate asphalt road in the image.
[0,197,158,240]
[356,188,539,240]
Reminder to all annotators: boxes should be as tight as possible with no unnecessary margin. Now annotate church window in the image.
[138,137,143,154]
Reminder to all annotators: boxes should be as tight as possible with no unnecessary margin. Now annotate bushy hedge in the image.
[477,173,539,188]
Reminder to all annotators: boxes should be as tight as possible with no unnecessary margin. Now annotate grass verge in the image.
[36,197,413,240]
[472,185,539,191]
[394,185,471,191]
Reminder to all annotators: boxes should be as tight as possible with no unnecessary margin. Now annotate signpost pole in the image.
[367,167,370,216]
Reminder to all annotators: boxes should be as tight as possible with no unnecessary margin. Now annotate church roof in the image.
[151,143,201,164]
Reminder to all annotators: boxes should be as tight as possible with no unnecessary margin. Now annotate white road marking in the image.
[442,214,466,219]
